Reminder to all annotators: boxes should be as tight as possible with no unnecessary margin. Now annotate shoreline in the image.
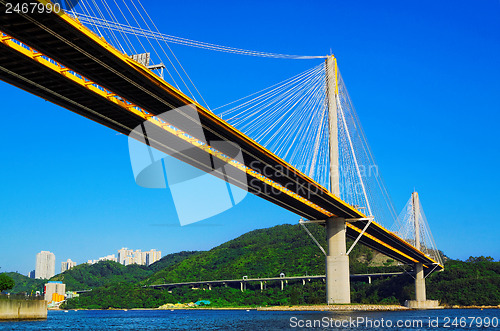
[257,304,408,311]
[55,304,500,312]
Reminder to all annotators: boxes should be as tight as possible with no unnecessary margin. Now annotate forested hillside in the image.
[143,223,393,285]
[5,251,199,293]
[6,223,497,308]
[1,272,45,294]
[50,251,201,291]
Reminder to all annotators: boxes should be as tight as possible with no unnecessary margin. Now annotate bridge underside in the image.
[0,2,442,271]
[0,2,361,221]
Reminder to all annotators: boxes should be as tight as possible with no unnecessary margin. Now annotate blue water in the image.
[0,309,498,330]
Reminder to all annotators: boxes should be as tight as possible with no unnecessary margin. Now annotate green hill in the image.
[351,257,500,306]
[3,251,201,293]
[148,251,200,273]
[50,261,152,291]
[2,272,45,294]
[59,223,499,309]
[427,257,500,305]
[50,251,201,291]
[143,223,392,285]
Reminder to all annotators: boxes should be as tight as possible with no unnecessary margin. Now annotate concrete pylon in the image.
[326,217,350,304]
[325,55,350,304]
[405,192,439,309]
[326,56,340,197]
[413,192,426,302]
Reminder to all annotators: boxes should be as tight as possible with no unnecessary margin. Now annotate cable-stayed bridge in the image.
[0,0,443,306]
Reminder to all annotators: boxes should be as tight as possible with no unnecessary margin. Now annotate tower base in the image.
[405,300,441,309]
[326,217,350,304]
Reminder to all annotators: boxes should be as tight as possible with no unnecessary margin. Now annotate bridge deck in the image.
[0,1,442,271]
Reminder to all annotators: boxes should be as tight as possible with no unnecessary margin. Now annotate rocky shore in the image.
[257,304,409,311]
[446,305,500,309]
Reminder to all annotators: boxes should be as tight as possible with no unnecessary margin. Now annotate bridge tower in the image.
[325,55,351,304]
[412,192,426,302]
[404,191,440,309]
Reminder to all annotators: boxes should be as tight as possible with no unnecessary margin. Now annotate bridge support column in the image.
[260,281,263,292]
[405,192,439,309]
[281,280,284,291]
[415,263,425,301]
[413,192,426,302]
[368,276,371,284]
[326,217,351,304]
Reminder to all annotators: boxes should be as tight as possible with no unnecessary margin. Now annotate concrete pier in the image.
[405,300,440,309]
[0,299,47,320]
[326,217,351,304]
[415,263,426,301]
[325,55,351,304]
[405,192,440,309]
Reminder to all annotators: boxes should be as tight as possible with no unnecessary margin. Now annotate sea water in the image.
[0,308,498,330]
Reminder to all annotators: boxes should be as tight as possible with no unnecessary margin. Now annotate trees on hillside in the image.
[0,273,15,292]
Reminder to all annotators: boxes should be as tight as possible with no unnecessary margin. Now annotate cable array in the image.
[65,0,210,109]
[215,63,331,189]
[392,196,444,266]
[214,64,398,229]
[336,73,398,228]
[61,1,326,111]
[72,12,326,60]
[62,2,404,234]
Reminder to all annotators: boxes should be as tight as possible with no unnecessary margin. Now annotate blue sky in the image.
[1,0,499,274]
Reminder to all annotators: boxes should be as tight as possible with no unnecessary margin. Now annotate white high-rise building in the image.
[61,259,77,273]
[99,254,117,263]
[86,254,117,265]
[146,249,162,266]
[117,248,161,266]
[117,248,133,265]
[35,251,55,279]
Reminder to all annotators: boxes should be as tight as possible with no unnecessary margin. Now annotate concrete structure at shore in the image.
[404,192,440,309]
[325,55,351,304]
[0,299,47,320]
[44,281,66,302]
[405,300,440,309]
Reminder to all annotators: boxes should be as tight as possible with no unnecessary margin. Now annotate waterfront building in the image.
[65,291,79,299]
[61,259,77,273]
[35,251,55,279]
[44,281,66,302]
